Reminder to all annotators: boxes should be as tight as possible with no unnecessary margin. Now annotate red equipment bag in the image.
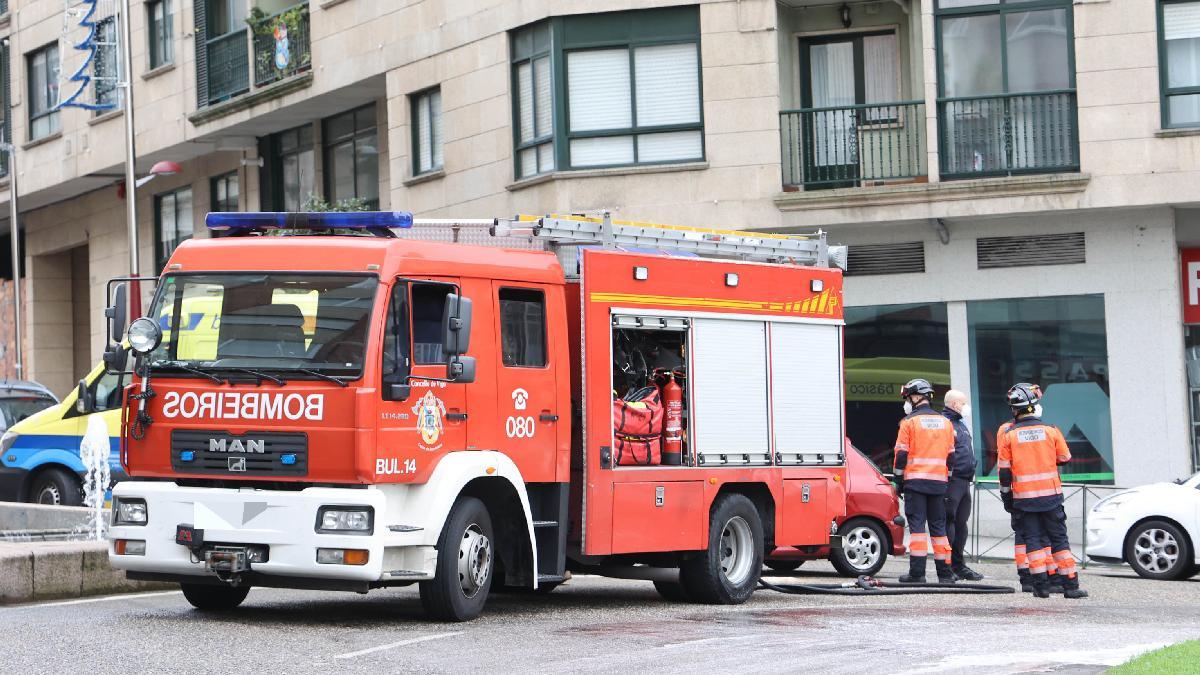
[613,386,663,466]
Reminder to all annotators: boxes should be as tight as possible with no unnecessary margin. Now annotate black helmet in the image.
[901,378,934,399]
[1007,383,1042,414]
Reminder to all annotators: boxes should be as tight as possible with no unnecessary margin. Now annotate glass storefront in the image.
[844,303,950,471]
[1183,326,1200,472]
[968,295,1112,484]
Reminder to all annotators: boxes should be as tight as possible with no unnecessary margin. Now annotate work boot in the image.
[935,560,957,585]
[1030,572,1050,599]
[1062,575,1089,599]
[899,556,927,583]
[1048,574,1066,594]
[953,565,984,582]
[1018,569,1034,593]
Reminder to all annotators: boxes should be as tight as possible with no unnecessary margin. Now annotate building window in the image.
[509,7,704,177]
[323,104,379,208]
[155,187,194,271]
[0,43,10,177]
[210,171,239,212]
[844,303,950,471]
[935,0,1077,177]
[263,125,314,211]
[511,22,554,178]
[967,294,1112,484]
[499,288,547,367]
[94,17,120,111]
[1161,1,1200,127]
[149,0,174,69]
[28,43,60,140]
[410,87,443,176]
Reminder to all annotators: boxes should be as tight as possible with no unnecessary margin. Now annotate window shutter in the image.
[567,49,631,132]
[417,95,431,172]
[976,233,1085,269]
[846,242,925,276]
[194,0,209,106]
[633,43,699,126]
[534,56,551,139]
[430,90,443,168]
[516,61,533,143]
[1165,2,1200,41]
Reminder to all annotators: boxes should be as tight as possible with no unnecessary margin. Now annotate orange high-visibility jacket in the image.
[893,405,955,493]
[997,417,1071,509]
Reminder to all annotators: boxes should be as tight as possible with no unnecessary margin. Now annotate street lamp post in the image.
[119,0,140,318]
[1,142,20,379]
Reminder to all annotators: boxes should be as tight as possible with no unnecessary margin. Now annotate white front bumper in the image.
[1084,514,1126,561]
[108,481,430,583]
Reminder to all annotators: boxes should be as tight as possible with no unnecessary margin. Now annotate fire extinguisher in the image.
[661,372,684,465]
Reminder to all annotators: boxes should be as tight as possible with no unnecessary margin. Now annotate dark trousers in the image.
[944,478,972,569]
[1014,505,1078,579]
[903,488,950,565]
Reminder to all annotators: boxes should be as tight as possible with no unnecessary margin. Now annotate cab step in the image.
[537,574,566,585]
[532,520,557,529]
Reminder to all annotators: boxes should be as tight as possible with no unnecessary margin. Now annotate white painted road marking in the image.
[333,632,464,659]
[897,643,1169,674]
[5,590,184,610]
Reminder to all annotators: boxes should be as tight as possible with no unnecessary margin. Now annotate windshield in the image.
[148,273,378,377]
[1185,472,1200,489]
[0,395,56,429]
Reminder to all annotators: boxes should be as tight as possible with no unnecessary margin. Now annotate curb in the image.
[0,540,172,604]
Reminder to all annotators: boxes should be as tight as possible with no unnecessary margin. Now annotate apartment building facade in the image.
[0,0,1196,488]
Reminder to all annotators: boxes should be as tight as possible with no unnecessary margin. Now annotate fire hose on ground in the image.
[759,575,1016,595]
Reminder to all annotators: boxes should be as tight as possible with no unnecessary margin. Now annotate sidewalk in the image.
[0,539,170,604]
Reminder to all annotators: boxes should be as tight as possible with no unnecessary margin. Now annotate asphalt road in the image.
[3,558,1198,674]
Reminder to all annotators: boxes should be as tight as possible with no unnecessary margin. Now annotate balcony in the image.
[780,101,927,190]
[198,2,311,113]
[938,91,1078,180]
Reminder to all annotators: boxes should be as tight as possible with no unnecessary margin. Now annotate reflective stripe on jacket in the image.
[894,404,955,493]
[997,417,1070,507]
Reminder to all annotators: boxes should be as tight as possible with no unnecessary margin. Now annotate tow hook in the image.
[205,547,251,586]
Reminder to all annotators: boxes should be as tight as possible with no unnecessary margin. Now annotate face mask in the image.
[960,404,972,419]
[1033,404,1043,417]
[903,401,914,415]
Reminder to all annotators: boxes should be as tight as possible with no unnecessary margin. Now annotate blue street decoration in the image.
[58,0,119,112]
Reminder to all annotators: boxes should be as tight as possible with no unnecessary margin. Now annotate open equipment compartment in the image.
[610,314,690,467]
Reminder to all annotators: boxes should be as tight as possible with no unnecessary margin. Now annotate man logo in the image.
[210,438,266,453]
[228,457,247,472]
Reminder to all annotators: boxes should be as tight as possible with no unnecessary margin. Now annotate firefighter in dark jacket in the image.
[893,378,956,584]
[942,390,984,581]
[998,383,1088,599]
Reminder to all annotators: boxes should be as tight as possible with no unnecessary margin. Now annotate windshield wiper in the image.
[214,367,287,386]
[292,368,350,387]
[152,361,226,385]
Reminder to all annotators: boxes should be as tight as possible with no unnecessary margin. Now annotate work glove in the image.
[1001,492,1013,513]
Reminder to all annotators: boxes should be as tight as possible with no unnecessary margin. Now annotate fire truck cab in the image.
[105,211,849,621]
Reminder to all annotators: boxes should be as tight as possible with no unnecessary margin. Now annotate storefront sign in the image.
[1182,248,1200,324]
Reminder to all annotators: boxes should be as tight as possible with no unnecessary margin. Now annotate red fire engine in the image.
[104,211,850,620]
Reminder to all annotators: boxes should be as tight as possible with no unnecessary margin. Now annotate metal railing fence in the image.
[780,101,926,189]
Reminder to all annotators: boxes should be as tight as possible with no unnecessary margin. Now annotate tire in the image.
[1125,519,1194,581]
[764,560,804,573]
[180,583,250,610]
[680,494,763,604]
[653,579,692,602]
[420,496,495,621]
[830,518,889,578]
[29,469,83,506]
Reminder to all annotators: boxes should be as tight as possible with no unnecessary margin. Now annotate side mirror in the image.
[441,294,473,356]
[75,380,95,415]
[449,356,476,384]
[383,383,411,402]
[106,283,128,344]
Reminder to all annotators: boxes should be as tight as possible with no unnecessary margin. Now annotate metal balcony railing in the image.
[938,90,1079,179]
[780,101,927,190]
[205,30,250,105]
[253,3,312,87]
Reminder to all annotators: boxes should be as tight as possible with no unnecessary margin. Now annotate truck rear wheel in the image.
[680,494,763,604]
[653,579,692,602]
[420,496,494,621]
[180,583,250,610]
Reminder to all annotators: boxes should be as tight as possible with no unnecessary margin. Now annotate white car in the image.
[1085,472,1200,580]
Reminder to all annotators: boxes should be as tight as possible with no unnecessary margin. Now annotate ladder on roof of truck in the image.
[488,213,847,270]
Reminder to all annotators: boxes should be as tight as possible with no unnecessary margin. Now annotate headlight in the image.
[127,317,162,354]
[316,506,373,534]
[114,498,148,525]
[0,430,18,455]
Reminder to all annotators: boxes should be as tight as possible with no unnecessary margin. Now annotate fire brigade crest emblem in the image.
[412,391,447,447]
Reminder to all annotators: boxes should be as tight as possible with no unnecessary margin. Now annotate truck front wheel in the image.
[680,493,763,604]
[420,496,494,621]
[180,583,250,610]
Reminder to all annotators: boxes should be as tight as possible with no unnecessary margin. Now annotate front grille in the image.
[171,430,308,477]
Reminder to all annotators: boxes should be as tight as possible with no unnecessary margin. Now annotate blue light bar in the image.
[205,211,414,231]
